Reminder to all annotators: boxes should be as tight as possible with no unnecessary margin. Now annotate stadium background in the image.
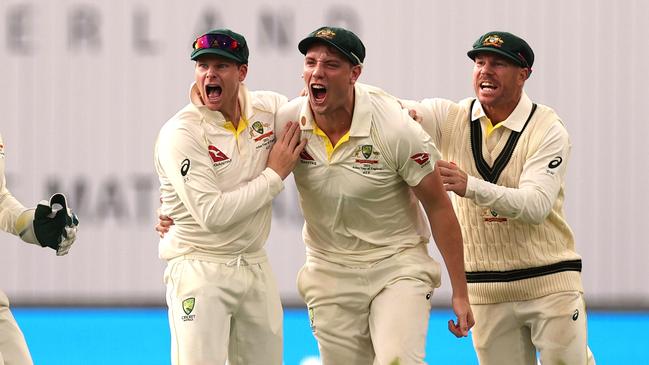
[1,0,648,363]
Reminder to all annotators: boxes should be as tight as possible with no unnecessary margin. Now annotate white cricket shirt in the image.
[276,83,441,266]
[154,84,287,259]
[0,133,28,235]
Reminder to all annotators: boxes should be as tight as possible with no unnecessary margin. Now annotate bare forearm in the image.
[428,208,468,297]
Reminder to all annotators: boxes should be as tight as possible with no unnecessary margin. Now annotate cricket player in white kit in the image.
[402,31,596,365]
[154,29,305,365]
[275,26,474,365]
[0,133,79,365]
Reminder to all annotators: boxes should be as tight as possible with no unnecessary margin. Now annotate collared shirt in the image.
[154,83,287,259]
[404,92,570,224]
[276,83,440,266]
[0,133,28,235]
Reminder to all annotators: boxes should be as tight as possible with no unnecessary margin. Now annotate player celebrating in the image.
[275,26,473,364]
[154,29,305,365]
[402,31,596,364]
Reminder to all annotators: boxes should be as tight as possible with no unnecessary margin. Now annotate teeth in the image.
[312,84,325,90]
[481,82,495,88]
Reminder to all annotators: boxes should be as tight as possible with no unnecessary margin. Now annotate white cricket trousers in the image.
[165,250,283,365]
[0,290,33,365]
[297,244,441,365]
[471,291,596,365]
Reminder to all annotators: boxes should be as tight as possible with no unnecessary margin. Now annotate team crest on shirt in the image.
[352,144,383,174]
[181,297,196,321]
[249,120,275,150]
[208,145,231,167]
[483,208,507,223]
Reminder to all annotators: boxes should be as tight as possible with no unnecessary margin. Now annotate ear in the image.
[238,64,248,82]
[350,65,362,84]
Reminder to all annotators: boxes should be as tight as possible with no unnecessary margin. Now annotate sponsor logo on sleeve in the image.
[546,156,563,175]
[180,159,191,182]
[410,152,430,167]
[180,159,190,176]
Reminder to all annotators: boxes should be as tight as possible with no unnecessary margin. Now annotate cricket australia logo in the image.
[352,144,382,174]
[181,297,196,321]
[249,121,275,142]
[208,145,231,167]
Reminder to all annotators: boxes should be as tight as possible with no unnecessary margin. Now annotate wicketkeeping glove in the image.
[15,193,80,256]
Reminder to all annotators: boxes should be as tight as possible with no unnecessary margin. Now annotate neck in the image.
[313,93,355,145]
[221,100,241,127]
[482,93,522,125]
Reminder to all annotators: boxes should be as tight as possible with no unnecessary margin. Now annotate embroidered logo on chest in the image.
[208,145,231,166]
[352,144,383,174]
[249,120,275,150]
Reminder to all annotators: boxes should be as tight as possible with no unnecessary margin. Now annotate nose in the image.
[312,61,324,78]
[479,62,494,75]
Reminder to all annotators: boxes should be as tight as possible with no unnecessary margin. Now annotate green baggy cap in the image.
[298,26,366,65]
[467,31,534,69]
[190,28,249,64]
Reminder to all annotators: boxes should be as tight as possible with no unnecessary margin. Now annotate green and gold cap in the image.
[298,26,365,65]
[190,28,249,64]
[467,31,534,69]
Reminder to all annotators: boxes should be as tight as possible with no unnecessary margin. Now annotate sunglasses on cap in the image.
[193,33,240,51]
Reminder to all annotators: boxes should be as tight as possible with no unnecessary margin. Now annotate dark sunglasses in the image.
[193,34,240,51]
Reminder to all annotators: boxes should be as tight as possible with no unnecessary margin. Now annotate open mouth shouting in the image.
[479,80,497,92]
[310,83,327,104]
[205,84,223,103]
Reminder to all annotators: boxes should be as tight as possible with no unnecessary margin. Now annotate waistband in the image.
[167,248,268,267]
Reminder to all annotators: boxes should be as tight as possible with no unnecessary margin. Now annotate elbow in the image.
[521,210,551,225]
[517,190,554,224]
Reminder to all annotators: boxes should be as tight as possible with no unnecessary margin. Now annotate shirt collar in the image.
[298,82,373,137]
[471,91,533,132]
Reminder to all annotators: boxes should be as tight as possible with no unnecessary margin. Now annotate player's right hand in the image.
[156,214,174,238]
[267,121,307,180]
[16,193,80,256]
[448,294,474,338]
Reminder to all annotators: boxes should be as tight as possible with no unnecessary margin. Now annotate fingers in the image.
[280,121,306,157]
[459,313,469,337]
[447,319,464,338]
[279,121,298,144]
[293,138,308,158]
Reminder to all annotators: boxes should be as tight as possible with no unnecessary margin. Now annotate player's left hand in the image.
[448,295,474,338]
[436,160,468,197]
[156,214,174,238]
